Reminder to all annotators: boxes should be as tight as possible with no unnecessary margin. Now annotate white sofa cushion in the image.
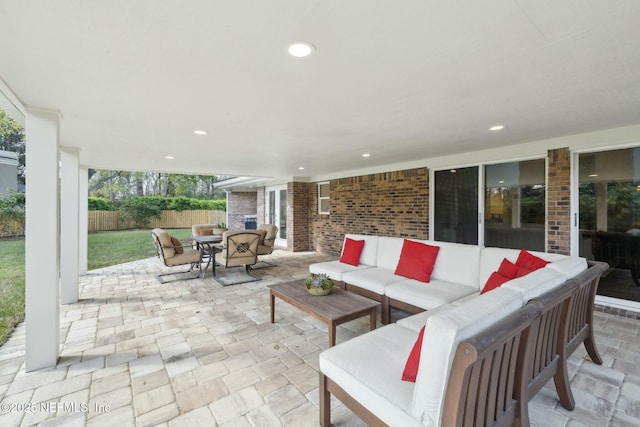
[342,267,404,295]
[502,266,567,302]
[547,256,588,279]
[396,303,455,332]
[375,236,406,270]
[427,241,482,289]
[478,247,521,289]
[344,234,379,266]
[385,278,478,310]
[319,324,423,427]
[309,261,374,282]
[309,234,379,281]
[410,287,523,426]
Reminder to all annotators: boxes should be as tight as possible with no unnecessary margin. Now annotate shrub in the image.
[88,197,117,211]
[119,197,162,227]
[0,191,25,221]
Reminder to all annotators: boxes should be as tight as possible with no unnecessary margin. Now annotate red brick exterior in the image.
[547,147,571,255]
[227,191,257,230]
[288,182,311,251]
[309,168,429,257]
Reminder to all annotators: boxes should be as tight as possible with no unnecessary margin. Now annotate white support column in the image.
[25,108,61,371]
[78,167,88,275]
[60,148,80,304]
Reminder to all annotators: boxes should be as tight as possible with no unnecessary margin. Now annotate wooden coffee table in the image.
[268,280,379,347]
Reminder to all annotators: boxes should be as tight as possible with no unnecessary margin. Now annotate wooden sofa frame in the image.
[320,304,541,427]
[320,260,609,426]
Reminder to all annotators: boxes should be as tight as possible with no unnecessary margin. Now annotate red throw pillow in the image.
[516,265,533,278]
[394,240,440,283]
[339,238,365,266]
[516,249,550,271]
[497,258,518,279]
[480,271,511,294]
[402,325,426,382]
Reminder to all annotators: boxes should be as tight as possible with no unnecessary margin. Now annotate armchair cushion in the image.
[154,228,175,259]
[171,236,184,254]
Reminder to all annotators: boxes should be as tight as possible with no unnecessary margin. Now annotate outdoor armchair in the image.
[255,223,278,267]
[151,228,202,283]
[213,230,262,285]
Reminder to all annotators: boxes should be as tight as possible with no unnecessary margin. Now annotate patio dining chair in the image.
[254,223,278,268]
[151,228,202,283]
[213,230,262,286]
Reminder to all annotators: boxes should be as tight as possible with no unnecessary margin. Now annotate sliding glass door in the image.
[433,159,546,250]
[577,148,640,304]
[433,167,479,245]
[484,159,546,251]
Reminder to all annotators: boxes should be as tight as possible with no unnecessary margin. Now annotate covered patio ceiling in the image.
[1,1,640,180]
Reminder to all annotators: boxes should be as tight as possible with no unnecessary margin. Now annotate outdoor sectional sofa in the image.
[310,235,608,426]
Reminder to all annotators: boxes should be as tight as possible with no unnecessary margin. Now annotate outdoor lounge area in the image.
[0,250,639,426]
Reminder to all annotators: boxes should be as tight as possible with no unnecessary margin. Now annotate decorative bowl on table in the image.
[305,273,334,296]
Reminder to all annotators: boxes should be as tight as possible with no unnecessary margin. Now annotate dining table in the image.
[190,235,223,278]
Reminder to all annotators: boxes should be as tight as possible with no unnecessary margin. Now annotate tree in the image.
[0,109,25,185]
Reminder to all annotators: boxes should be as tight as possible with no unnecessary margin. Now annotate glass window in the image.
[434,167,479,244]
[579,148,640,302]
[484,159,546,251]
[318,182,330,215]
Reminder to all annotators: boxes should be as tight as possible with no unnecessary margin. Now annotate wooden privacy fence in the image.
[88,210,226,231]
[0,210,227,237]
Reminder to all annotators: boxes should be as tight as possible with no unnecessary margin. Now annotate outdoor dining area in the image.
[0,249,638,426]
[151,223,279,286]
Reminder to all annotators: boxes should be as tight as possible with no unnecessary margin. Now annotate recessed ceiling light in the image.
[490,125,504,131]
[298,166,305,170]
[362,153,370,158]
[288,41,315,58]
[193,130,208,135]
[589,174,598,177]
[165,155,174,160]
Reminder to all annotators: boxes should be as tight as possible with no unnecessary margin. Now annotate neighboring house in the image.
[0,150,18,196]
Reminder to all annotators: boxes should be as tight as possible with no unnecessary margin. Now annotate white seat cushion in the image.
[410,287,523,426]
[309,260,374,282]
[502,266,567,302]
[319,325,423,427]
[396,303,454,332]
[427,241,482,289]
[385,279,478,310]
[344,234,380,266]
[547,256,588,279]
[342,267,401,295]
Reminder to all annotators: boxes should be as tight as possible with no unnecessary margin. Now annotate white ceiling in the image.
[1,1,640,182]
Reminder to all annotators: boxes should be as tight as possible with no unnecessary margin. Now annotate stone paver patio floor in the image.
[1,250,639,426]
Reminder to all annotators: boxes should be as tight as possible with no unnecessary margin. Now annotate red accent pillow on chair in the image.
[516,249,550,271]
[402,325,426,382]
[339,238,365,266]
[395,240,440,283]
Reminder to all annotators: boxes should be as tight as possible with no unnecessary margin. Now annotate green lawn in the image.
[0,228,191,345]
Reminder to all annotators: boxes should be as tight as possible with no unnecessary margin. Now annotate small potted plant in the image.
[212,222,227,236]
[305,273,334,296]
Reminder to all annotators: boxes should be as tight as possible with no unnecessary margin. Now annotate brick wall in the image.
[227,191,257,230]
[309,168,429,257]
[547,147,571,255]
[288,182,311,251]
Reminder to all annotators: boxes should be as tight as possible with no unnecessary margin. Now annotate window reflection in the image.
[579,148,640,302]
[484,159,545,251]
